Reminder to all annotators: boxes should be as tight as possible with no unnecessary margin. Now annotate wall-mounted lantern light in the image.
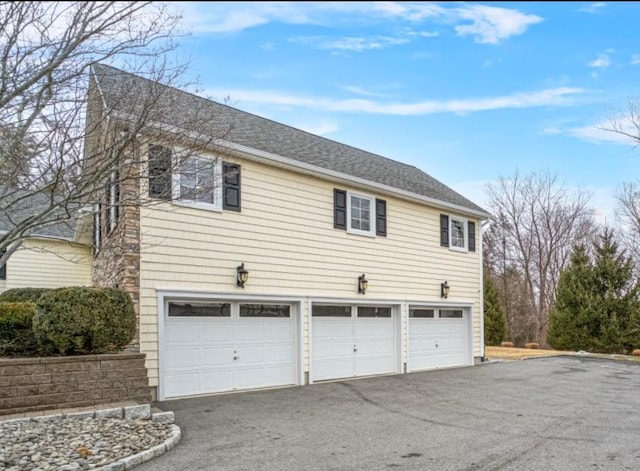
[236,263,249,288]
[358,274,368,295]
[441,281,450,299]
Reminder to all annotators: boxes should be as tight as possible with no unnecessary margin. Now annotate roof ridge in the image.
[91,63,489,216]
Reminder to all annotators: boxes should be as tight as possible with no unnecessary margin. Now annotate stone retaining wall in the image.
[0,353,151,415]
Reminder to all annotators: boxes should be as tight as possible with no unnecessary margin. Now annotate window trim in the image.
[171,154,223,212]
[92,203,102,256]
[346,190,376,237]
[108,166,119,234]
[449,215,468,252]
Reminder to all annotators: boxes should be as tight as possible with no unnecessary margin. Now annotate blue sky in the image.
[169,1,640,222]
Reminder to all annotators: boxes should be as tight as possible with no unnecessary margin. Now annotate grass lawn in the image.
[485,346,640,363]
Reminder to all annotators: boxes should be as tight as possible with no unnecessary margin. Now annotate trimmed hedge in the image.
[0,287,52,303]
[0,302,38,355]
[33,287,136,355]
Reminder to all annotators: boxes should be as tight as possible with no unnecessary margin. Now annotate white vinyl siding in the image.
[138,153,482,387]
[0,238,91,293]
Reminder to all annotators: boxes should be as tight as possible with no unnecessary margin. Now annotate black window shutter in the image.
[148,144,172,200]
[223,162,241,211]
[440,214,449,247]
[0,249,6,280]
[468,221,476,252]
[114,168,120,222]
[376,199,387,236]
[334,189,346,229]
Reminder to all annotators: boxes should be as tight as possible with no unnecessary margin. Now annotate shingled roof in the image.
[92,63,489,217]
[0,185,81,241]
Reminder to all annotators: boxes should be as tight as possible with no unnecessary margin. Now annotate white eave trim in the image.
[108,110,491,220]
[0,229,83,245]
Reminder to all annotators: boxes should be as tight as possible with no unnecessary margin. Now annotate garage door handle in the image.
[435,342,439,348]
[353,345,358,353]
[233,355,239,360]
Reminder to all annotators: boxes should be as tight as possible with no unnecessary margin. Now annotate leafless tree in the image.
[0,2,226,266]
[603,100,640,148]
[614,182,640,277]
[484,171,596,346]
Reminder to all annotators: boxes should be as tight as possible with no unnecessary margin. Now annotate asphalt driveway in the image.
[138,356,640,471]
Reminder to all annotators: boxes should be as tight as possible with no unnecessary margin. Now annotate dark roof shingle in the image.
[92,63,488,216]
[0,185,80,241]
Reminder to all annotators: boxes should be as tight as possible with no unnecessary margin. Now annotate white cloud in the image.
[206,86,584,116]
[453,5,543,44]
[341,85,388,98]
[293,119,340,135]
[588,53,611,69]
[631,54,640,65]
[291,35,410,52]
[569,125,628,144]
[542,126,563,135]
[579,2,607,13]
[177,2,542,45]
[404,30,440,38]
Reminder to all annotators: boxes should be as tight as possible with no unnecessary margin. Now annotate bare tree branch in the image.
[484,170,596,346]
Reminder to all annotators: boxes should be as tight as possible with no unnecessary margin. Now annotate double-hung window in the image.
[347,191,375,237]
[334,188,386,237]
[440,214,475,252]
[450,216,467,250]
[149,144,241,212]
[172,155,222,211]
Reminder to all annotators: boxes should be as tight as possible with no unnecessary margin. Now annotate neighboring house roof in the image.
[0,185,84,242]
[91,63,489,218]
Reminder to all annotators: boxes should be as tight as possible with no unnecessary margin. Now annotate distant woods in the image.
[483,168,640,353]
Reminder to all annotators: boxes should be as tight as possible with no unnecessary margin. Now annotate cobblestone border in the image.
[0,404,180,471]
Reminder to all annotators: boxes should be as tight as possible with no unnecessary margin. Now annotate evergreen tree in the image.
[484,275,506,345]
[547,244,593,351]
[548,229,640,353]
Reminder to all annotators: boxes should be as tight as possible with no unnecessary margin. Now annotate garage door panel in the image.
[312,311,396,381]
[408,311,469,372]
[355,356,395,377]
[313,358,354,381]
[235,323,266,341]
[355,320,393,339]
[166,323,199,344]
[234,365,295,389]
[166,348,199,370]
[201,347,234,367]
[265,322,295,340]
[201,324,234,343]
[164,372,199,397]
[357,338,394,356]
[314,320,354,339]
[264,344,296,362]
[201,370,234,393]
[164,301,296,398]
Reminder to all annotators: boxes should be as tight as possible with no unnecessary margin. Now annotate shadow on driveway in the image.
[137,356,640,471]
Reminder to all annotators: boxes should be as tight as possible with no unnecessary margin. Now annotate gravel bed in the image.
[0,417,174,470]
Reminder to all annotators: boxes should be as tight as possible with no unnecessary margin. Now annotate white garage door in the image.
[408,307,469,372]
[312,305,396,382]
[163,301,296,398]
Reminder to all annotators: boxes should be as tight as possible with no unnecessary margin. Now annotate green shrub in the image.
[0,302,38,355]
[0,287,52,303]
[33,287,136,355]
